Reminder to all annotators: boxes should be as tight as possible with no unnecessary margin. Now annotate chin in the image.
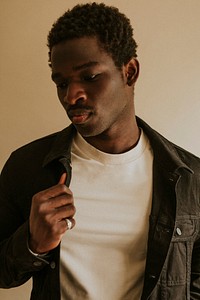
[75,124,105,138]
[75,125,96,137]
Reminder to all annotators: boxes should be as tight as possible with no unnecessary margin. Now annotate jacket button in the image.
[33,261,42,267]
[176,227,182,236]
[50,261,56,269]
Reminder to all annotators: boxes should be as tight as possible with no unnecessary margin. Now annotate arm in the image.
[0,157,41,288]
[0,221,49,288]
[0,157,75,288]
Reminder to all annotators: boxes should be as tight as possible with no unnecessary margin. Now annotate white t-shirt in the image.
[60,130,153,300]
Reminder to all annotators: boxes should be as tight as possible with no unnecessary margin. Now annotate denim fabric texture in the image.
[0,117,200,300]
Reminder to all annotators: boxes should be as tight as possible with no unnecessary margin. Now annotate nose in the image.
[63,81,87,105]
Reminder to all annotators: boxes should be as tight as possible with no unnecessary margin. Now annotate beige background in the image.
[0,0,200,299]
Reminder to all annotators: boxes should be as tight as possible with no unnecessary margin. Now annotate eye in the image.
[56,82,68,90]
[83,74,100,81]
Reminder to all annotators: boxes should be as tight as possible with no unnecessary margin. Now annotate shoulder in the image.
[137,117,200,174]
[8,131,59,164]
[154,132,200,177]
[0,125,74,197]
[173,142,200,165]
[1,125,73,175]
[0,132,58,186]
[8,124,74,163]
[154,132,200,175]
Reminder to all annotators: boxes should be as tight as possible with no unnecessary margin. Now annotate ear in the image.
[125,58,139,86]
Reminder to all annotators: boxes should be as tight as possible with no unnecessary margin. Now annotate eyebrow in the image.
[51,61,99,81]
[73,61,99,71]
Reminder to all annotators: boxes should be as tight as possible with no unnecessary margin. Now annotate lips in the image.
[67,108,92,124]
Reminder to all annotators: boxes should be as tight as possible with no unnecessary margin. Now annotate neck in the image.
[84,119,140,154]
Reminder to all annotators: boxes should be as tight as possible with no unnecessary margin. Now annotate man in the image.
[0,2,199,300]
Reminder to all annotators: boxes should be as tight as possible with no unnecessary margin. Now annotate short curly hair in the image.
[47,2,138,68]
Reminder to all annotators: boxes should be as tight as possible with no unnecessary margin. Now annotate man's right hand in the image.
[29,173,76,254]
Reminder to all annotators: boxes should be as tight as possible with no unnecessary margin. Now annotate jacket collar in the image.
[42,124,76,167]
[136,116,193,175]
[43,117,193,175]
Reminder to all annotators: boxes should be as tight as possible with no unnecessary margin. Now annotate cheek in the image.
[89,79,117,105]
[97,82,122,108]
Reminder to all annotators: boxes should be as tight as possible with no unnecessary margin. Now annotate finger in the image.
[59,172,67,185]
[50,194,74,209]
[55,203,76,217]
[33,184,72,204]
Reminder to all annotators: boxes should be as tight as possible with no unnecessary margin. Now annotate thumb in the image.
[59,172,67,185]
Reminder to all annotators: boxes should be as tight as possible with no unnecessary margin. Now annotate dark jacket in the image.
[0,117,200,300]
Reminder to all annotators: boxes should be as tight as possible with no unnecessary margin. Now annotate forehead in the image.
[50,37,114,71]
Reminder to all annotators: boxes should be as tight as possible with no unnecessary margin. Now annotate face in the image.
[51,37,136,138]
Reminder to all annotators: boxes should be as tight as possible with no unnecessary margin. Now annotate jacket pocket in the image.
[165,218,197,287]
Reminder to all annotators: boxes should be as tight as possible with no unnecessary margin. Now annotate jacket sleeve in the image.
[190,231,200,299]
[0,155,49,288]
[0,221,49,288]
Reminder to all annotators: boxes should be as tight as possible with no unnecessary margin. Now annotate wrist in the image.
[27,240,49,257]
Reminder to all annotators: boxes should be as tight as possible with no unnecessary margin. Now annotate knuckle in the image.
[32,193,41,203]
[71,205,76,215]
[66,204,76,215]
[59,184,67,192]
[32,190,47,204]
[37,201,48,215]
